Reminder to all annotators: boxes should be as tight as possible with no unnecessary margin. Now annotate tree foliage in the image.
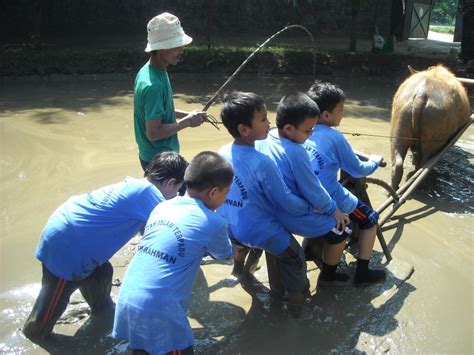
[431,0,458,25]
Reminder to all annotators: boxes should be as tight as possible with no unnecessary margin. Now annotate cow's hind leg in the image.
[416,142,442,171]
[391,143,409,190]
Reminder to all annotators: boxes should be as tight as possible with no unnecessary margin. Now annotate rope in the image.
[365,177,399,201]
[340,131,450,142]
[200,124,468,143]
[202,24,316,130]
[339,114,473,141]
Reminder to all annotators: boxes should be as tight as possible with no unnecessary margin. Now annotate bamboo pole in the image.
[378,115,473,227]
[457,77,474,86]
[202,24,315,113]
[357,182,393,261]
[408,67,474,87]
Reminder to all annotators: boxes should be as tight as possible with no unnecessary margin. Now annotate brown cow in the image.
[390,65,471,189]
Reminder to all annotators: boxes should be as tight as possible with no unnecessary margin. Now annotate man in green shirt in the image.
[135,12,206,170]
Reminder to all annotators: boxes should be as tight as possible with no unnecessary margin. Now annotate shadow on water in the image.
[390,146,473,216]
[0,77,135,124]
[188,268,247,353]
[1,74,396,126]
[199,252,415,354]
[25,302,118,355]
[23,266,247,354]
[379,146,472,252]
[5,247,414,353]
[414,146,474,214]
[176,74,397,124]
[173,74,317,113]
[382,204,437,252]
[27,327,118,355]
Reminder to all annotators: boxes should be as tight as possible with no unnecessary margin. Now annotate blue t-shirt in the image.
[255,129,337,215]
[304,125,379,213]
[36,177,164,281]
[218,143,312,255]
[113,197,232,354]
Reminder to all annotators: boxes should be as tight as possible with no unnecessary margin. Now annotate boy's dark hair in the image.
[144,152,188,185]
[276,92,320,129]
[220,91,265,138]
[306,80,345,113]
[184,151,234,191]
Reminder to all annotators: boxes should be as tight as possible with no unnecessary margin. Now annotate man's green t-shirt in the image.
[134,63,179,163]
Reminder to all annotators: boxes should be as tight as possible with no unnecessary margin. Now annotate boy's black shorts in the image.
[349,199,379,229]
[230,236,251,252]
[318,227,350,245]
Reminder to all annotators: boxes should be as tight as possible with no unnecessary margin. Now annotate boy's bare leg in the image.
[354,225,386,286]
[357,225,376,260]
[322,241,346,265]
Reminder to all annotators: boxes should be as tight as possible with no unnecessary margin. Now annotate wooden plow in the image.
[347,114,473,263]
[247,72,473,295]
[262,114,472,296]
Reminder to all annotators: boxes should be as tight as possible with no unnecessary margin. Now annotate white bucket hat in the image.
[145,12,193,52]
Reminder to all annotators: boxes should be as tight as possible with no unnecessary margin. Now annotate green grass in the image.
[430,25,455,35]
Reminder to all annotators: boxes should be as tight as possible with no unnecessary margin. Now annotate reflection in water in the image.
[0,74,472,354]
[416,146,474,214]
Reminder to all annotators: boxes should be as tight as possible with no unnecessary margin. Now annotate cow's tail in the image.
[411,89,428,166]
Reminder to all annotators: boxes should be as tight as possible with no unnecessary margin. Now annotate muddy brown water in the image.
[0,73,472,354]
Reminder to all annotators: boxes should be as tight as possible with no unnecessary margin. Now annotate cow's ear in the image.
[408,65,418,74]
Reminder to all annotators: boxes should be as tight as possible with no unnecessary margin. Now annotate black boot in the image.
[354,258,386,287]
[317,262,350,287]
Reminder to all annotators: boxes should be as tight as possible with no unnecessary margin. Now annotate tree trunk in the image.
[205,0,214,50]
[31,0,46,43]
[460,0,474,61]
[390,0,405,39]
[349,0,361,53]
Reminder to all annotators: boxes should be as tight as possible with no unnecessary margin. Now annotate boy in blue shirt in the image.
[113,152,234,355]
[256,92,353,288]
[23,152,188,339]
[218,91,314,316]
[305,81,386,286]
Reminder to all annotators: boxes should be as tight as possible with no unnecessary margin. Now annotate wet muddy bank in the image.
[1,43,454,78]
